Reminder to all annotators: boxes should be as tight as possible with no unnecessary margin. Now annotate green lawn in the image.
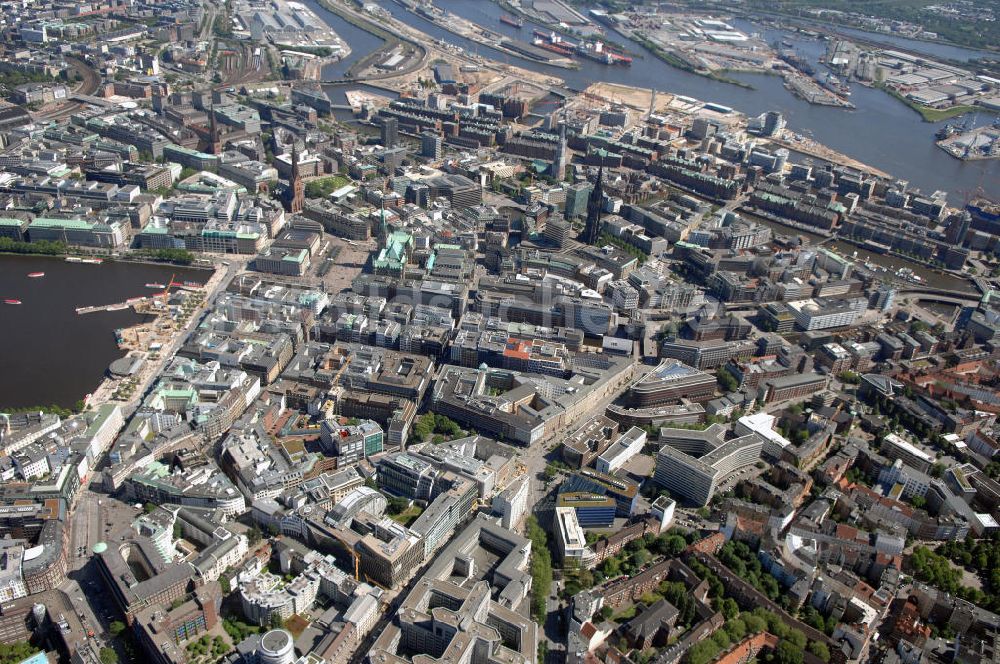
[304,175,351,199]
[389,506,423,527]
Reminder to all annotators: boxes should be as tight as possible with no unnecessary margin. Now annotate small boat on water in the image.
[145,283,167,289]
[80,258,103,265]
[27,272,44,278]
[65,257,82,263]
[183,281,201,287]
[4,299,22,305]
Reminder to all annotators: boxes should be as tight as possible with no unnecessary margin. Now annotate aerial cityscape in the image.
[1,2,1000,664]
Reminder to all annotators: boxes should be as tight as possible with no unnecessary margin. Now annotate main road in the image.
[63,256,246,639]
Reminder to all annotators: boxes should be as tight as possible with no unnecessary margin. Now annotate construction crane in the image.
[364,573,388,591]
[161,273,177,305]
[330,352,352,389]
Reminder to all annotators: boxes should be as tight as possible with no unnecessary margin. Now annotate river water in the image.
[317,0,997,200]
[0,256,208,409]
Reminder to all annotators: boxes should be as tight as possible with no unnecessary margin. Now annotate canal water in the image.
[748,212,976,293]
[355,0,996,200]
[0,256,208,409]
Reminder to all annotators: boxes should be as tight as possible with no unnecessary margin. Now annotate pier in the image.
[76,297,152,315]
[76,278,202,315]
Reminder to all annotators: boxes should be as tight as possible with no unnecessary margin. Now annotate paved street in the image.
[63,256,245,640]
[517,361,656,517]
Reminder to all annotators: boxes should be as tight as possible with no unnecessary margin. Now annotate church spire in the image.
[285,140,304,214]
[209,100,221,155]
[582,165,604,245]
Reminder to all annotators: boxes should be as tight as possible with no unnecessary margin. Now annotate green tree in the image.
[717,370,738,392]
[719,598,739,620]
[99,648,119,664]
[109,620,126,637]
[270,613,284,629]
[725,617,747,641]
[0,237,67,256]
[600,556,621,578]
[808,641,831,663]
[387,496,410,515]
[0,642,38,664]
[526,516,553,624]
[413,412,436,440]
[775,641,804,664]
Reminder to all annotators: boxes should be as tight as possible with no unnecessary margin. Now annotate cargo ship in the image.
[500,14,523,28]
[27,272,44,278]
[532,38,575,57]
[778,50,814,76]
[937,124,960,140]
[576,41,632,65]
[816,72,850,97]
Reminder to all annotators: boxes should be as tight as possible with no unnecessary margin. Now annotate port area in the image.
[821,37,1000,123]
[605,9,852,107]
[781,71,854,108]
[392,0,576,69]
[230,0,350,58]
[936,125,1000,161]
[322,4,564,109]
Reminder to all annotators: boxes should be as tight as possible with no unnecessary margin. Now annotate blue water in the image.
[305,0,999,201]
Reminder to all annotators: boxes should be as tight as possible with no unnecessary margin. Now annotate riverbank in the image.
[768,133,889,178]
[629,33,755,90]
[390,0,577,69]
[732,6,999,58]
[0,240,206,270]
[316,0,394,41]
[494,0,636,56]
[875,83,986,123]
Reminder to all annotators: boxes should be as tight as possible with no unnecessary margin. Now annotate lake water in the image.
[0,256,208,409]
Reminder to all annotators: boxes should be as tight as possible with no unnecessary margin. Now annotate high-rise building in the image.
[581,166,604,245]
[544,215,571,248]
[380,116,399,149]
[420,131,442,159]
[564,182,591,219]
[763,111,785,137]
